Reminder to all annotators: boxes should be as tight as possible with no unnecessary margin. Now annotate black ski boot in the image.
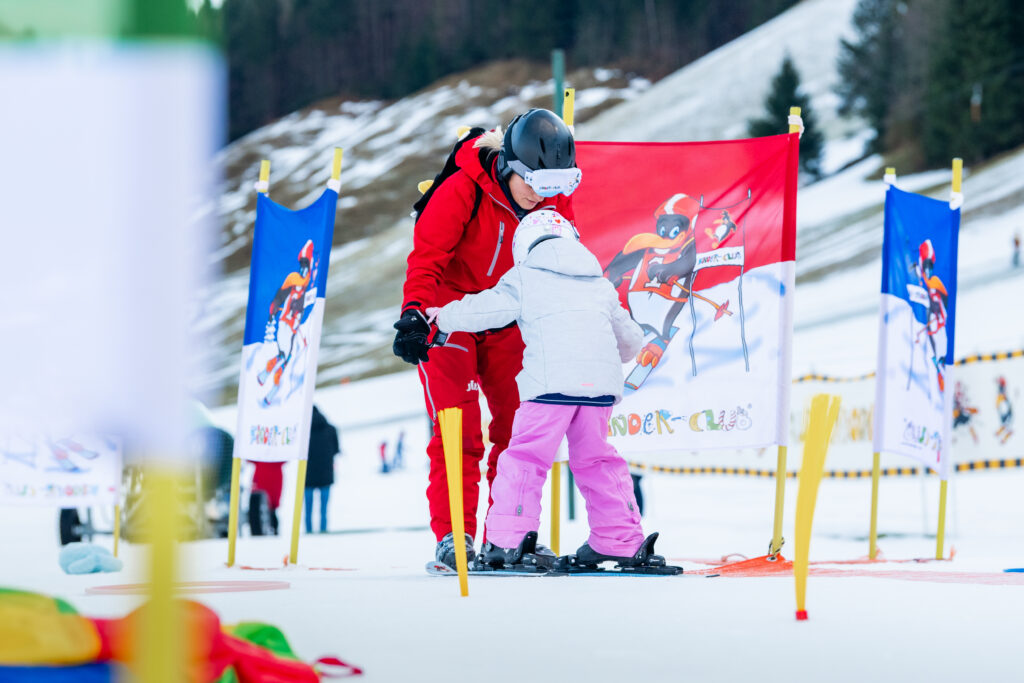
[477,531,555,572]
[554,533,683,575]
[435,532,475,569]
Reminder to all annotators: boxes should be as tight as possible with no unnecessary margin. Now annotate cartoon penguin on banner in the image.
[604,194,737,392]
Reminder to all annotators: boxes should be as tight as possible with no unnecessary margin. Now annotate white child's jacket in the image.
[435,237,643,404]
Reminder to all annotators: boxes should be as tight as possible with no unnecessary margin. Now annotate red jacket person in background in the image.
[393,109,580,567]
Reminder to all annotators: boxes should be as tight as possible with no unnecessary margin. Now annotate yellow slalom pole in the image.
[869,452,881,559]
[258,159,270,193]
[226,457,241,567]
[563,88,576,128]
[952,157,963,193]
[331,147,343,181]
[794,394,842,621]
[769,445,787,558]
[936,478,949,559]
[789,106,801,134]
[289,459,308,565]
[140,467,183,683]
[439,408,469,596]
[550,461,561,557]
[113,504,121,558]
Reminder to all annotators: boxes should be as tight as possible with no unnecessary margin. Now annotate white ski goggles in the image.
[508,160,582,197]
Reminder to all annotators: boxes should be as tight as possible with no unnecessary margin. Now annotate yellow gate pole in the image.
[540,92,575,558]
[289,459,308,564]
[935,157,962,561]
[113,504,121,558]
[331,147,343,182]
[288,149,343,566]
[768,105,804,559]
[439,408,469,596]
[563,88,575,131]
[935,479,949,560]
[550,461,561,557]
[769,446,787,557]
[794,394,841,621]
[226,457,241,567]
[869,452,881,559]
[228,158,272,569]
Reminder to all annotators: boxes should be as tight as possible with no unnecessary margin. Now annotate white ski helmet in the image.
[511,209,579,265]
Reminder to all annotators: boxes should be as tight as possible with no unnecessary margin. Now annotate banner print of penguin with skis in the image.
[573,134,798,453]
[235,187,337,462]
[874,185,960,477]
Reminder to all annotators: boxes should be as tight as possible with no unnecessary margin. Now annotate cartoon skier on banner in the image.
[604,193,737,392]
[257,239,317,406]
[995,376,1014,444]
[908,239,949,392]
[952,380,979,444]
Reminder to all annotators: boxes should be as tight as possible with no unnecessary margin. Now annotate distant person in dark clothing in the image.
[305,405,340,534]
[249,461,283,535]
[1013,232,1020,268]
[195,425,234,502]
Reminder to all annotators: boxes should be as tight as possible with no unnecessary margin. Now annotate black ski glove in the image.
[392,308,431,365]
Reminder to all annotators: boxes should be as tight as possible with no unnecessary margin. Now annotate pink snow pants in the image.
[485,401,644,556]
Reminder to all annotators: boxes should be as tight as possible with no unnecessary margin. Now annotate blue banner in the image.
[236,187,337,461]
[881,186,960,366]
[875,185,961,476]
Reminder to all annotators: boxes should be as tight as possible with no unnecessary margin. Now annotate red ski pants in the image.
[417,325,523,542]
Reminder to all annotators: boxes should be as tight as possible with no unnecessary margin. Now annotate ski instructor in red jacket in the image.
[393,109,580,568]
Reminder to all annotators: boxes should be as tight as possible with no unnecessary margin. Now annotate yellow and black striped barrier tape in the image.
[631,458,1024,478]
[794,348,1024,383]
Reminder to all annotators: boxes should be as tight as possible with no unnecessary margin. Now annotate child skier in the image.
[427,210,674,572]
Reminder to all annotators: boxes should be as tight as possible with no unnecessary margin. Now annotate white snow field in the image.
[4,0,1024,680]
[3,427,1024,682]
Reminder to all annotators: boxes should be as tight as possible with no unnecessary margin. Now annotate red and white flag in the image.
[574,134,799,454]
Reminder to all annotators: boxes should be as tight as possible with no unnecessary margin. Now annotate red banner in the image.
[575,134,798,297]
[571,134,800,453]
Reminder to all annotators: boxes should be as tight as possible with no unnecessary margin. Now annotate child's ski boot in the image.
[553,532,683,575]
[476,531,555,573]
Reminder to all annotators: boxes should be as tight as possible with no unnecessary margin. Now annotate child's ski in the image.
[424,560,547,577]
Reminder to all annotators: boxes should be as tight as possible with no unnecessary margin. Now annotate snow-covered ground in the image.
[4,0,1024,679]
[3,424,1024,681]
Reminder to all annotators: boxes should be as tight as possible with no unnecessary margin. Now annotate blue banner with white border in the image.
[235,188,337,462]
[874,185,960,477]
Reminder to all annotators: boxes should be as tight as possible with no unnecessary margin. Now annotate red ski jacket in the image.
[402,137,576,313]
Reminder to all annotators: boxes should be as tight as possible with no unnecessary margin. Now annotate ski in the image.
[424,560,547,577]
[549,532,683,576]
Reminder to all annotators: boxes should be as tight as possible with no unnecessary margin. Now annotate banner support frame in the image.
[226,457,241,567]
[869,451,881,559]
[769,445,787,558]
[112,504,121,558]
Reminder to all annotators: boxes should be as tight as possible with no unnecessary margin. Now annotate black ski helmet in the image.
[497,109,576,180]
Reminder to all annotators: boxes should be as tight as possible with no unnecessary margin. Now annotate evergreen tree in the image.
[835,0,902,154]
[924,0,1024,165]
[748,53,824,179]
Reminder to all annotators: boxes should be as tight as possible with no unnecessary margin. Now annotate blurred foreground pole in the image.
[0,0,224,680]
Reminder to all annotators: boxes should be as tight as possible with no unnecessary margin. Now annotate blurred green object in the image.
[0,588,77,615]
[0,0,200,40]
[215,622,300,683]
